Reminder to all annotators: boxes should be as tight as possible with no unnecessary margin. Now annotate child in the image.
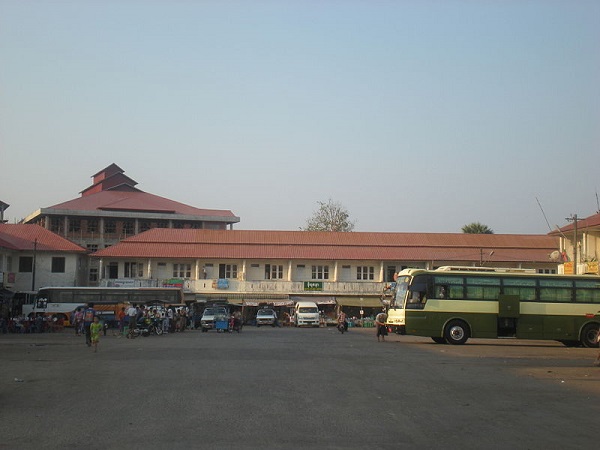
[90,316,103,353]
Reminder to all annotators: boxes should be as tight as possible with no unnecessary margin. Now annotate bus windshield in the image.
[392,276,410,309]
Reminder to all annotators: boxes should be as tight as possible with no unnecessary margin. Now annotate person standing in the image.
[83,303,97,347]
[73,307,84,336]
[89,316,103,353]
[126,304,137,334]
[338,310,348,332]
[116,306,126,337]
[375,309,388,342]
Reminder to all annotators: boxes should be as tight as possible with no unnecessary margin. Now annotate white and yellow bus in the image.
[386,268,600,347]
[23,287,184,325]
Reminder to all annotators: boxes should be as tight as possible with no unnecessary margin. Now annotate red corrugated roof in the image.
[550,212,600,235]
[47,190,238,219]
[0,224,87,252]
[92,229,558,263]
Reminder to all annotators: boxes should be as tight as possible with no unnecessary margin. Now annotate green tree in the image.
[462,222,494,234]
[302,199,355,232]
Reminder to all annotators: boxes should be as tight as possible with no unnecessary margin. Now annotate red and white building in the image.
[92,228,560,307]
[0,224,87,314]
[23,164,240,285]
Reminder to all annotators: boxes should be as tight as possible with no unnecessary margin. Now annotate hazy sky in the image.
[1,1,599,234]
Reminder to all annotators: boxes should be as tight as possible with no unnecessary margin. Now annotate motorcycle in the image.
[127,318,164,338]
[337,321,347,334]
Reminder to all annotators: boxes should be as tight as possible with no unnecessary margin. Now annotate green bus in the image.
[388,268,600,347]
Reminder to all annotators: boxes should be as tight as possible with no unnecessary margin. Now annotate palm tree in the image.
[462,222,494,234]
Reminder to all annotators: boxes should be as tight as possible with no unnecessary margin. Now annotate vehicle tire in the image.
[444,320,470,345]
[580,323,600,348]
[431,337,446,344]
[256,324,260,327]
[201,327,208,333]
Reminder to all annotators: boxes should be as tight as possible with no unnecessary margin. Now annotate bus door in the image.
[497,294,519,337]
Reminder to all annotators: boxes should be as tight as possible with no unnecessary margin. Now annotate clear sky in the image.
[1,1,598,234]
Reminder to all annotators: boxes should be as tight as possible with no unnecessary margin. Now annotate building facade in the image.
[92,229,560,307]
[551,212,600,275]
[0,224,88,315]
[23,164,240,286]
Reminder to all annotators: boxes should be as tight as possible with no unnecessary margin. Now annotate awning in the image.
[289,296,336,305]
[196,293,290,306]
[242,299,294,307]
[335,296,382,307]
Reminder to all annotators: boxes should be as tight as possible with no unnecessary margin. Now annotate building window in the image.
[51,257,66,273]
[50,218,63,233]
[386,266,397,282]
[104,220,116,234]
[173,263,191,278]
[89,268,98,283]
[122,221,134,236]
[140,221,151,232]
[68,219,81,233]
[107,262,118,279]
[265,264,284,280]
[87,244,98,253]
[218,263,238,279]
[87,219,98,233]
[156,221,168,228]
[357,266,375,280]
[311,265,329,280]
[125,262,143,278]
[19,257,33,273]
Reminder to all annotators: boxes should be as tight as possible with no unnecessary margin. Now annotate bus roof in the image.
[435,266,536,273]
[36,287,182,291]
[397,267,600,280]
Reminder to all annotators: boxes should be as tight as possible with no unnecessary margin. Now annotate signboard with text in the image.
[304,281,323,291]
[563,262,574,274]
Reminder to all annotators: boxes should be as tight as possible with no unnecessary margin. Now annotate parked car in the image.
[200,307,229,332]
[256,308,278,327]
[294,302,320,327]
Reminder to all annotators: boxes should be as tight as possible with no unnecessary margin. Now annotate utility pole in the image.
[566,214,578,274]
[31,238,37,291]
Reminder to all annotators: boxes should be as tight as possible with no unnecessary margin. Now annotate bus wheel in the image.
[431,337,446,344]
[444,320,470,345]
[580,324,600,348]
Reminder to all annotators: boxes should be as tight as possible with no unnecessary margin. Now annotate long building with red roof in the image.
[92,228,560,307]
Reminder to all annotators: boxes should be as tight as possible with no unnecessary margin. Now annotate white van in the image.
[294,301,320,327]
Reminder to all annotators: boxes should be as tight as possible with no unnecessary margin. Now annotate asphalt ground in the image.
[1,326,599,449]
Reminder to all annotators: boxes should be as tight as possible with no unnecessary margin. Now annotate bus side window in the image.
[437,286,447,299]
[407,291,427,309]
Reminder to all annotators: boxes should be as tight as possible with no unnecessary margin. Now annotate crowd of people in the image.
[118,303,193,335]
[0,313,66,334]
